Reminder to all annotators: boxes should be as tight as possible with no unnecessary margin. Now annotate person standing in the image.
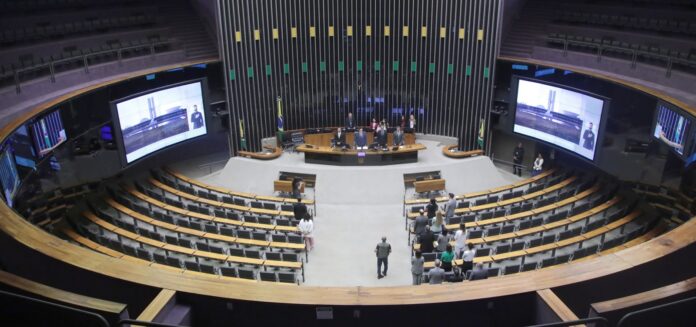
[354,127,368,149]
[412,209,429,238]
[400,115,406,129]
[426,198,438,219]
[393,126,405,146]
[418,226,436,254]
[460,242,475,274]
[582,122,595,150]
[440,244,455,272]
[345,112,355,129]
[409,114,417,130]
[431,211,445,235]
[454,223,467,258]
[444,193,457,224]
[532,153,544,176]
[190,105,204,129]
[292,198,307,220]
[333,128,346,148]
[411,251,425,285]
[435,229,452,253]
[513,142,524,177]
[428,260,445,284]
[375,236,391,279]
[298,216,314,251]
[370,117,379,130]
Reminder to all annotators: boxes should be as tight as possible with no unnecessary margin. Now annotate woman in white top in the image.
[532,153,544,177]
[431,211,445,235]
[298,217,314,251]
[459,243,475,275]
[409,114,416,130]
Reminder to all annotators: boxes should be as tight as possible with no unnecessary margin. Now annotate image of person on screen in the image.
[582,122,595,150]
[190,105,204,129]
[355,128,368,149]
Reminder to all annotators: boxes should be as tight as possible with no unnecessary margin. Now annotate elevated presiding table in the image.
[295,144,426,166]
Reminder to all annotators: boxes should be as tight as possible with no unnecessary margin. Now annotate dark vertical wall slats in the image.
[219,0,500,153]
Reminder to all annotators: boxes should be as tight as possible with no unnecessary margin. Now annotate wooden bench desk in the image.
[414,179,446,193]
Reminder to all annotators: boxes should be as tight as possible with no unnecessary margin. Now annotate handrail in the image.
[12,39,176,94]
[0,289,110,327]
[117,319,185,327]
[523,316,609,327]
[616,296,696,327]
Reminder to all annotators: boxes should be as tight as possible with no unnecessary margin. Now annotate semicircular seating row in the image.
[406,169,666,280]
[61,168,318,284]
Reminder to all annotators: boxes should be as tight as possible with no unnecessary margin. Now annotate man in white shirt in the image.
[454,223,467,258]
[298,217,314,251]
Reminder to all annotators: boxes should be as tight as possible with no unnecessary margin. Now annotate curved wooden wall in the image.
[0,56,695,306]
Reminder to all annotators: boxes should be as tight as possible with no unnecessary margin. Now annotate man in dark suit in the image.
[582,122,595,150]
[345,112,354,129]
[354,128,368,149]
[467,263,489,281]
[292,198,307,220]
[190,105,204,129]
[376,123,388,148]
[393,126,405,146]
[418,226,436,253]
[513,142,524,177]
[333,128,346,147]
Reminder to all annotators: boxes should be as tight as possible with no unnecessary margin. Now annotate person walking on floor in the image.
[375,236,392,279]
[411,251,425,285]
[513,142,525,177]
[298,216,314,251]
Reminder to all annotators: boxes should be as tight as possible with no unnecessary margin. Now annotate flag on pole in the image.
[477,118,485,149]
[276,96,284,143]
[239,119,247,150]
[277,96,284,132]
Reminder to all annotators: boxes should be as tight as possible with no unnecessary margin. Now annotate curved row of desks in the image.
[442,145,484,158]
[1,59,695,307]
[238,147,283,160]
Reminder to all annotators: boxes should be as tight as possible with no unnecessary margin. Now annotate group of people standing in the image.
[513,142,547,177]
[337,112,416,149]
[408,194,487,285]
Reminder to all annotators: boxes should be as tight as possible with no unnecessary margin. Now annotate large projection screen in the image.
[112,80,207,165]
[513,78,606,161]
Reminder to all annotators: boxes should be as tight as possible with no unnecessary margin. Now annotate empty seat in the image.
[153,253,167,265]
[179,238,193,248]
[238,269,255,280]
[263,203,277,210]
[229,248,245,257]
[278,272,297,284]
[209,245,225,254]
[271,234,287,243]
[220,266,237,278]
[501,224,515,234]
[556,254,571,264]
[475,248,491,257]
[259,271,277,282]
[220,227,236,237]
[521,262,537,272]
[237,230,252,239]
[495,244,511,255]
[528,237,542,248]
[204,224,218,233]
[468,230,483,239]
[282,253,299,262]
[288,235,303,244]
[136,248,152,261]
[504,264,520,275]
[184,261,200,271]
[165,235,178,244]
[511,241,526,252]
[530,218,543,228]
[541,234,556,245]
[252,232,267,241]
[245,250,261,259]
[487,267,500,278]
[266,252,282,261]
[258,216,273,225]
[251,201,263,209]
[423,253,436,262]
[195,241,209,252]
[541,257,556,268]
[166,256,182,268]
[200,264,216,274]
[486,226,501,237]
[190,221,203,231]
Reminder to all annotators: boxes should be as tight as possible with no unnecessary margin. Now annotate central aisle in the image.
[175,139,514,286]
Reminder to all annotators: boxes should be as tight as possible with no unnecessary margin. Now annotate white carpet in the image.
[173,140,516,287]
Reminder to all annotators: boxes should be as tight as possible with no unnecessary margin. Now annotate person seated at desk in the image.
[333,128,347,148]
[354,128,368,150]
[393,126,405,146]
